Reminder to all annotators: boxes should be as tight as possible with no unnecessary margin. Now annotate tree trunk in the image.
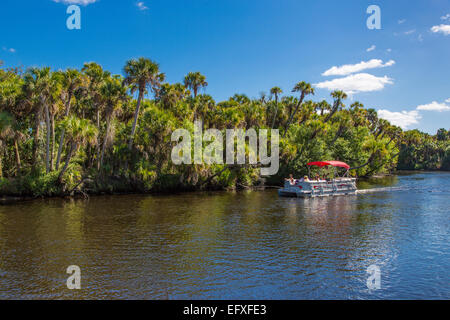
[330,125,345,146]
[44,100,51,173]
[349,152,377,171]
[283,92,305,138]
[58,141,76,183]
[32,110,41,168]
[99,116,111,169]
[0,148,3,179]
[323,104,339,124]
[96,108,101,170]
[128,90,143,150]
[50,113,55,171]
[56,94,72,170]
[14,139,21,172]
[271,96,278,129]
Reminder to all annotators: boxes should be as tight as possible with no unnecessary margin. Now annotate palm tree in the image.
[283,81,315,137]
[57,116,98,182]
[99,77,128,169]
[0,70,25,173]
[183,72,208,98]
[81,62,110,168]
[123,57,165,150]
[270,87,283,128]
[55,69,83,170]
[23,67,53,172]
[316,100,331,116]
[324,90,347,123]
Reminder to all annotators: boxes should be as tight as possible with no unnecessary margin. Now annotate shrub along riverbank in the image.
[0,58,449,198]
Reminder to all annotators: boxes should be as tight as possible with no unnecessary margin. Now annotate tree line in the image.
[0,58,447,197]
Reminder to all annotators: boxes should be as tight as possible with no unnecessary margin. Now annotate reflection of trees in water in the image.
[0,198,91,298]
[357,175,398,189]
[0,189,400,299]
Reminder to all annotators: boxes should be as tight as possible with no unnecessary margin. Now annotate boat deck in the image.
[278,178,357,198]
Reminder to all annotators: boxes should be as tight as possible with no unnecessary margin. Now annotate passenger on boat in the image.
[303,176,310,182]
[285,174,296,185]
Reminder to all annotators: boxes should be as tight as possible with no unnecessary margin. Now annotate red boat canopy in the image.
[307,161,350,169]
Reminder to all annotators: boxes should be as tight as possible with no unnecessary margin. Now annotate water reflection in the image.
[0,173,449,299]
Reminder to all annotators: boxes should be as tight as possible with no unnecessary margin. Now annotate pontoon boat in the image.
[278,161,357,198]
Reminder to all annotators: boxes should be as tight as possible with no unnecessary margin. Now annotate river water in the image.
[0,172,448,299]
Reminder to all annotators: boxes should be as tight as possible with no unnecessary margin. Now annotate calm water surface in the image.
[0,172,449,299]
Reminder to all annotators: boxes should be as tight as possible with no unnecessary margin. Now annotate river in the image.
[0,172,448,299]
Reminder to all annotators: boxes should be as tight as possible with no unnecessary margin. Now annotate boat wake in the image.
[357,187,403,194]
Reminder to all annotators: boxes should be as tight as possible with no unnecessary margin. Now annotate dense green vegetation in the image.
[397,128,450,171]
[0,58,447,197]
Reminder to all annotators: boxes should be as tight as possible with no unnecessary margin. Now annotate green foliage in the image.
[0,59,438,198]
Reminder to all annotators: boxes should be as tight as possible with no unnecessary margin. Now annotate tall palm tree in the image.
[183,72,208,98]
[283,81,315,137]
[324,90,347,123]
[123,57,165,150]
[0,70,25,173]
[23,67,53,172]
[55,69,83,170]
[81,62,110,168]
[57,116,98,182]
[270,86,283,129]
[99,77,128,169]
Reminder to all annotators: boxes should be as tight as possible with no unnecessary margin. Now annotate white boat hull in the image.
[278,178,357,198]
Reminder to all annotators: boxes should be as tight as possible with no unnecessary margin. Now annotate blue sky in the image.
[0,0,449,133]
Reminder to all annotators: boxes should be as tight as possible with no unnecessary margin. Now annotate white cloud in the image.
[431,24,450,35]
[136,1,148,10]
[378,110,421,129]
[416,101,450,112]
[445,98,450,103]
[2,47,15,53]
[322,59,395,76]
[366,45,376,52]
[398,19,406,24]
[314,73,394,95]
[52,0,98,5]
[404,29,416,35]
[418,34,424,42]
[386,48,392,53]
[441,14,450,21]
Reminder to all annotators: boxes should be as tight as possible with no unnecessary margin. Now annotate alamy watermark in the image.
[66,265,81,290]
[366,264,381,290]
[66,5,81,30]
[171,121,279,176]
[366,5,381,30]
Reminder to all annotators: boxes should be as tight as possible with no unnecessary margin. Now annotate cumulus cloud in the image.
[404,29,416,35]
[136,1,148,10]
[416,101,450,112]
[378,110,421,129]
[52,0,98,5]
[446,98,450,103]
[322,59,395,76]
[314,73,394,95]
[431,24,450,35]
[441,14,450,21]
[398,19,406,24]
[366,45,376,52]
